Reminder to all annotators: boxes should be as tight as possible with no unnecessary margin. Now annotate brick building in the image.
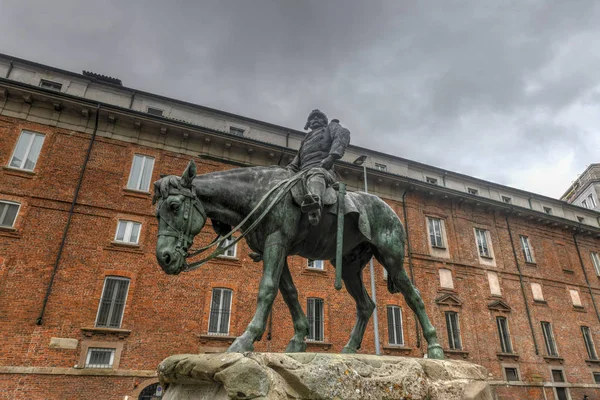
[1,54,600,399]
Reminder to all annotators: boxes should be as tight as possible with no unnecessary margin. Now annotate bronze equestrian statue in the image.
[153,110,444,359]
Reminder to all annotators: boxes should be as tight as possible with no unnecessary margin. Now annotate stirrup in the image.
[308,209,321,226]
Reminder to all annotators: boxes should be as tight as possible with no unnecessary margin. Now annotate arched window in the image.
[139,382,163,399]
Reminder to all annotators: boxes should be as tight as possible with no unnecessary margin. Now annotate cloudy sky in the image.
[1,0,599,198]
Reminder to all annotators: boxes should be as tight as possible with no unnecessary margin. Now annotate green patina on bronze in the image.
[153,111,444,359]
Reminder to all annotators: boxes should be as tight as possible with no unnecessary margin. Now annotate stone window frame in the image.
[113,219,142,245]
[591,252,600,276]
[496,316,513,354]
[374,163,387,172]
[39,79,63,91]
[0,200,21,229]
[426,215,450,259]
[146,106,164,117]
[519,235,535,264]
[501,196,512,204]
[8,130,46,172]
[592,371,600,384]
[386,305,405,346]
[501,362,521,382]
[473,227,496,266]
[425,176,438,185]
[541,321,559,357]
[207,288,234,336]
[582,325,598,360]
[94,276,131,329]
[217,236,237,258]
[445,311,462,350]
[306,297,325,342]
[548,366,571,400]
[77,340,124,370]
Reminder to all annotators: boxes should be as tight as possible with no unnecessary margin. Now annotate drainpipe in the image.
[442,171,447,187]
[5,60,14,79]
[129,91,136,109]
[573,233,600,323]
[36,104,101,325]
[505,213,539,354]
[528,196,533,210]
[401,187,421,349]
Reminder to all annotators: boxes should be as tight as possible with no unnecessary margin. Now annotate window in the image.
[551,369,569,400]
[439,269,454,289]
[39,79,62,91]
[570,289,582,307]
[229,127,244,136]
[114,220,141,244]
[208,288,232,335]
[531,283,544,302]
[127,154,155,192]
[593,372,600,384]
[582,200,588,208]
[582,326,598,360]
[578,216,585,223]
[502,196,512,204]
[427,217,444,248]
[487,272,502,296]
[467,187,479,195]
[95,277,130,328]
[543,207,552,215]
[588,194,597,208]
[307,298,324,341]
[426,176,438,185]
[541,321,558,356]
[374,163,387,172]
[591,252,600,276]
[307,260,324,270]
[475,228,491,258]
[387,306,404,345]
[445,311,462,350]
[504,367,519,382]
[218,237,237,258]
[520,235,534,263]
[147,107,164,117]
[496,317,513,353]
[85,347,115,368]
[0,201,20,228]
[9,131,45,171]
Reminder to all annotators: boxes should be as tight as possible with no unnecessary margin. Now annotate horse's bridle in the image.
[157,188,206,260]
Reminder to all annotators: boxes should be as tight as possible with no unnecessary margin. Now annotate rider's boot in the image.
[301,194,322,225]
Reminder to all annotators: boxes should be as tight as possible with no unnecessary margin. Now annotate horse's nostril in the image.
[163,252,171,265]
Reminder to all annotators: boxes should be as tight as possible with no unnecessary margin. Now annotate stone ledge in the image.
[158,352,494,400]
[81,327,131,339]
[0,366,156,377]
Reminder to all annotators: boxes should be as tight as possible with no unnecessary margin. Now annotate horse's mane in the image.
[152,175,185,205]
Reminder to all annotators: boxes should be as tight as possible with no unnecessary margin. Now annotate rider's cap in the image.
[307,109,328,122]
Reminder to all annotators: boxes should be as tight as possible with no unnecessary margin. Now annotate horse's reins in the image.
[159,170,309,273]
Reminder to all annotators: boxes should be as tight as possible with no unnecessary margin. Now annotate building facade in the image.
[1,54,600,399]
[561,164,600,213]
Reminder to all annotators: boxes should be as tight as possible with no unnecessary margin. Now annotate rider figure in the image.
[287,109,351,225]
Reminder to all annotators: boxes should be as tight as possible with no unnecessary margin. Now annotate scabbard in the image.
[335,183,346,290]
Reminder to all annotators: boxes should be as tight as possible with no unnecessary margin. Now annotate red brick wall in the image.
[1,115,600,399]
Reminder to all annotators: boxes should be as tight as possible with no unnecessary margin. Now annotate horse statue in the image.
[153,160,444,359]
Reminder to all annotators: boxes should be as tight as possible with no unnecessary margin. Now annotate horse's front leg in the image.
[228,233,287,353]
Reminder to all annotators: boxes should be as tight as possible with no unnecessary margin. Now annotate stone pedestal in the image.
[158,352,494,400]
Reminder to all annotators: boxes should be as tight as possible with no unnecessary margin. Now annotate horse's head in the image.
[153,160,206,275]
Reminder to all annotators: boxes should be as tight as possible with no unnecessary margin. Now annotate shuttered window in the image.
[208,288,232,335]
[307,298,324,341]
[387,306,404,345]
[95,277,130,328]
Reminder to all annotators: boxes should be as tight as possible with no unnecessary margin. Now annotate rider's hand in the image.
[320,156,335,170]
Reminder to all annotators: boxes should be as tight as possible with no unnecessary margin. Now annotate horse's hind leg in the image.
[341,246,376,354]
[375,247,444,360]
[279,260,308,352]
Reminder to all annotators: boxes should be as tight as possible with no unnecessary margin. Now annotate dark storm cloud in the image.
[1,0,599,197]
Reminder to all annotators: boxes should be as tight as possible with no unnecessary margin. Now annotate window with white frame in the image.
[496,316,513,353]
[114,220,141,244]
[475,228,491,258]
[588,194,597,208]
[387,306,404,345]
[439,269,454,289]
[570,289,582,307]
[531,282,544,301]
[208,288,232,335]
[85,347,116,368]
[307,298,324,341]
[445,311,462,350]
[504,367,519,382]
[543,207,552,215]
[591,252,600,276]
[502,196,512,204]
[582,326,598,360]
[374,163,387,172]
[520,235,534,263]
[426,176,438,185]
[229,127,244,136]
[578,216,585,223]
[9,131,45,171]
[0,201,20,228]
[427,217,444,248]
[127,154,155,192]
[541,321,558,356]
[218,237,237,258]
[467,187,479,195]
[307,260,324,270]
[146,107,164,117]
[95,276,130,328]
[39,79,62,91]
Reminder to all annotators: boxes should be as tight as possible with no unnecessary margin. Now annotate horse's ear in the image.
[181,159,197,188]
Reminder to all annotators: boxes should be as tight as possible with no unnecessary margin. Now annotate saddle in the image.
[290,180,338,210]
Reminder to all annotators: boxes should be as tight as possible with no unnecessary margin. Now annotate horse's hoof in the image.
[285,340,307,353]
[427,344,444,360]
[341,346,357,354]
